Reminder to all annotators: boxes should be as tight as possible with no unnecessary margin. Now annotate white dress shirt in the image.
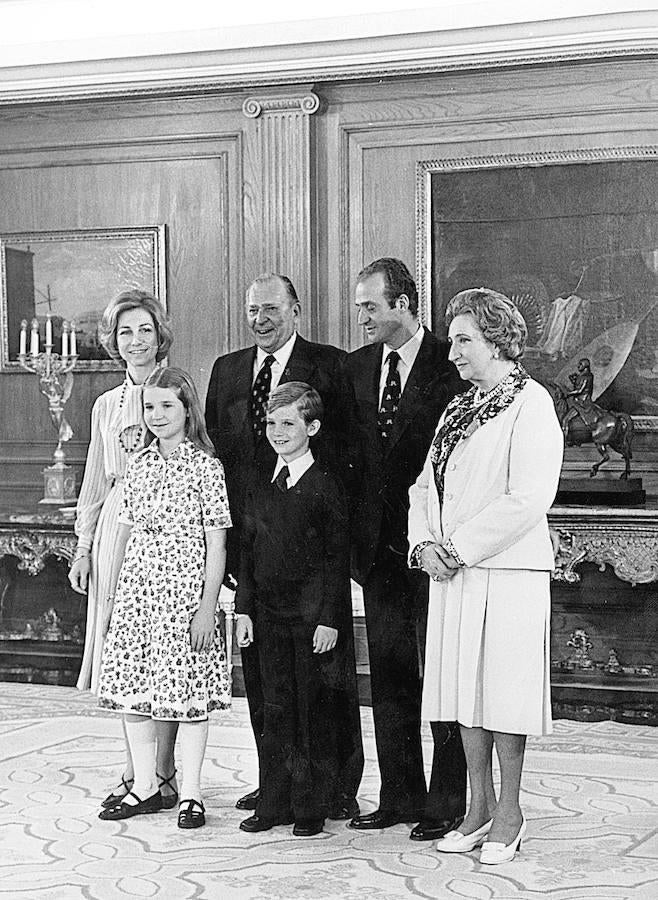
[378,323,423,405]
[272,449,314,489]
[253,331,298,390]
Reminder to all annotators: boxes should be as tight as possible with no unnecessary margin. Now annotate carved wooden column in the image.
[242,91,320,310]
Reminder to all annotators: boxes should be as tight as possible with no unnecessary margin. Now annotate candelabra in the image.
[18,314,78,505]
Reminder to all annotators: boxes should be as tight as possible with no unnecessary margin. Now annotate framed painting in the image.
[417,150,658,431]
[0,225,167,371]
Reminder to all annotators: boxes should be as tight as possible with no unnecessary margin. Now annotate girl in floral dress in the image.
[98,367,232,829]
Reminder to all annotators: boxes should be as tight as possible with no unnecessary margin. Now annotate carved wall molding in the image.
[242,93,320,119]
[0,18,655,106]
[549,509,658,586]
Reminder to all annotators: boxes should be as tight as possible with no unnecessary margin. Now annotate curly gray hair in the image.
[445,288,527,360]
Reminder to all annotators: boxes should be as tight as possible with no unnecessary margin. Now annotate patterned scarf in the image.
[430,364,529,504]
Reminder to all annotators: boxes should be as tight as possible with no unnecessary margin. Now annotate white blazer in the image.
[408,378,563,571]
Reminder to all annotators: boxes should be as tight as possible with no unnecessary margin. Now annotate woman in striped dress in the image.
[69,289,179,810]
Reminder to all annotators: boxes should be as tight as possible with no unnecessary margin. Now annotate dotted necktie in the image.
[378,350,401,442]
[274,465,290,492]
[251,354,275,440]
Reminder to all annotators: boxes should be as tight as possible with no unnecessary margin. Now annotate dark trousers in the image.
[241,619,363,804]
[363,547,466,820]
[255,616,338,823]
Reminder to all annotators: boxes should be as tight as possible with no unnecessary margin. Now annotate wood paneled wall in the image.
[1,60,657,506]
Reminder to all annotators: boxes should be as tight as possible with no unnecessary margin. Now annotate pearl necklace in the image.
[473,365,517,405]
[117,380,144,455]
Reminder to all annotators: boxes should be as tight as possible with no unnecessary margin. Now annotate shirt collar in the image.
[143,437,192,460]
[382,322,423,369]
[272,448,314,488]
[256,331,297,371]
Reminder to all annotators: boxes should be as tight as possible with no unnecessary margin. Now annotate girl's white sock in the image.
[178,719,209,801]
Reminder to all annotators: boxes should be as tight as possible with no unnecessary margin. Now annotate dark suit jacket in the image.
[345,327,461,585]
[205,334,357,579]
[236,464,351,631]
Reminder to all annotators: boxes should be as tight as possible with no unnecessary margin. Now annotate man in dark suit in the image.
[345,257,467,839]
[205,273,363,820]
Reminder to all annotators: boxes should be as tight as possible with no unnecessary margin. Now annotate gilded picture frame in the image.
[416,149,658,432]
[0,225,167,372]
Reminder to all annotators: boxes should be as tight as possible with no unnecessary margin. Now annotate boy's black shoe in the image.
[293,819,324,837]
[239,814,294,833]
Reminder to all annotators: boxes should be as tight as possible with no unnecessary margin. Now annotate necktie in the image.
[251,354,275,440]
[378,350,401,442]
[274,465,290,492]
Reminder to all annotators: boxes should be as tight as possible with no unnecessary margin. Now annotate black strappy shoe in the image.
[100,775,134,810]
[98,789,163,820]
[178,798,206,829]
[157,770,179,810]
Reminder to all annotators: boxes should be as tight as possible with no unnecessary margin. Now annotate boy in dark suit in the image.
[235,382,358,837]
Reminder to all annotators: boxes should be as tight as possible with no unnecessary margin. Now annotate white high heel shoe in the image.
[435,819,493,853]
[479,817,526,865]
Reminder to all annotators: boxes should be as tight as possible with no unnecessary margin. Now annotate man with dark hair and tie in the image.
[205,273,363,822]
[345,257,467,839]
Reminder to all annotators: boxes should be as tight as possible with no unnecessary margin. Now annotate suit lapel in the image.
[357,343,384,434]
[280,334,315,384]
[224,347,256,432]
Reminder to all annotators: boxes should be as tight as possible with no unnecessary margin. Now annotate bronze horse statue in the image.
[546,380,634,479]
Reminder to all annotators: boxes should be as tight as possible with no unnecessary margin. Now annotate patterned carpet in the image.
[0,684,656,899]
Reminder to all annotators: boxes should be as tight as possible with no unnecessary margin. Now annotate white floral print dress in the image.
[98,439,232,720]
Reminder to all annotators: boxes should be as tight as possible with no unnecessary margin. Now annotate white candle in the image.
[45,313,53,350]
[70,323,77,357]
[30,319,39,356]
[19,320,27,356]
[61,322,69,359]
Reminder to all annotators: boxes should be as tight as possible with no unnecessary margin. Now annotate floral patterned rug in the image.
[0,684,655,899]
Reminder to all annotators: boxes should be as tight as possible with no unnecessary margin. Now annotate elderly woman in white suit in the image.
[408,288,563,865]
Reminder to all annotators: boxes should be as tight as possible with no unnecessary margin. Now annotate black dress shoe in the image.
[409,815,465,841]
[235,788,261,811]
[327,797,360,820]
[239,813,294,833]
[98,790,163,821]
[348,809,416,830]
[293,819,324,836]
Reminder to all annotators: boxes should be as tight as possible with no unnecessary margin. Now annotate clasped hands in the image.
[420,543,460,583]
[236,615,337,654]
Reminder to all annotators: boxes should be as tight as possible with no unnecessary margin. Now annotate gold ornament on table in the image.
[18,312,78,505]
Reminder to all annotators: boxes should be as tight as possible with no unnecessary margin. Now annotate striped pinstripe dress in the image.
[75,376,145,692]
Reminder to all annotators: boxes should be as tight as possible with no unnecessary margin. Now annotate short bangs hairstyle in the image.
[98,290,173,362]
[267,381,324,425]
[143,366,215,456]
[445,288,527,361]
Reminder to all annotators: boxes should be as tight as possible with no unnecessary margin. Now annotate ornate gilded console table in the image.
[548,503,658,724]
[0,510,81,684]
[549,504,658,586]
[0,511,77,575]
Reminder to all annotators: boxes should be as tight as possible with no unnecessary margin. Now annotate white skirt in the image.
[421,567,553,736]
